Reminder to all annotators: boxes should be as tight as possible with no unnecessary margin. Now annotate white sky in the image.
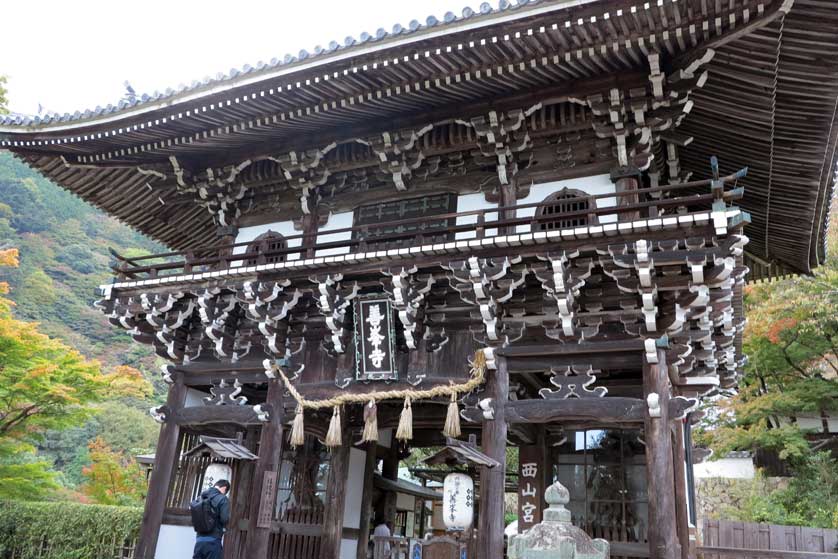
[1,0,477,116]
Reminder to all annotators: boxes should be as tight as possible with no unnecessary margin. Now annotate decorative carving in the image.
[459,104,541,185]
[382,266,434,350]
[357,125,433,191]
[165,156,253,227]
[204,379,247,406]
[270,143,337,214]
[539,366,608,399]
[445,256,526,343]
[237,280,301,355]
[310,274,359,354]
[149,405,168,423]
[646,393,662,418]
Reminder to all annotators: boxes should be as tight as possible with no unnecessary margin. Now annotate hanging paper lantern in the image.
[202,462,233,492]
[443,473,474,531]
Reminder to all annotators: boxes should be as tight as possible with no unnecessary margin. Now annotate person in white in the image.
[373,518,392,557]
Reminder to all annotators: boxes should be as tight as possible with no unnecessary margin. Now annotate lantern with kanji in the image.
[442,472,474,531]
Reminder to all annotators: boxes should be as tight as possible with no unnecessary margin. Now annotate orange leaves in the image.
[766,317,799,344]
[80,437,146,506]
[106,365,152,399]
[0,248,18,267]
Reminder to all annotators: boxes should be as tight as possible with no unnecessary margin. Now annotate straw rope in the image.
[272,349,487,410]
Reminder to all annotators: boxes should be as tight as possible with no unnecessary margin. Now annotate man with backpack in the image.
[191,479,231,559]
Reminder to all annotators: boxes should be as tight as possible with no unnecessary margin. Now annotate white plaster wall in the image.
[396,492,416,511]
[692,457,755,480]
[154,524,195,559]
[796,415,825,432]
[514,174,617,233]
[340,538,358,559]
[233,220,301,263]
[344,448,366,529]
[185,388,210,407]
[455,192,497,240]
[316,211,354,256]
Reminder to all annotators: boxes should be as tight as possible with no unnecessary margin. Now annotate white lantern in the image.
[202,462,233,492]
[442,472,474,531]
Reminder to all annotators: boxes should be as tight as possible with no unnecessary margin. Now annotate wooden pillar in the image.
[517,426,549,532]
[245,379,284,559]
[478,354,508,559]
[135,375,187,559]
[382,440,399,527]
[673,421,691,559]
[498,178,518,235]
[643,348,679,559]
[357,442,378,559]
[611,167,641,222]
[323,426,351,559]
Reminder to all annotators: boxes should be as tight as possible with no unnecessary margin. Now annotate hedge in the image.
[0,501,142,559]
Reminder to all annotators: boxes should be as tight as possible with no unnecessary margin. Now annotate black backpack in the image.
[190,495,218,535]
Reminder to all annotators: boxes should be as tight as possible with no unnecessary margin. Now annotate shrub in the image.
[0,500,141,559]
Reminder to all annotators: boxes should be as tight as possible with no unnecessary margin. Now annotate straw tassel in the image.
[290,403,305,447]
[443,391,462,438]
[362,399,379,443]
[325,406,343,448]
[396,397,413,441]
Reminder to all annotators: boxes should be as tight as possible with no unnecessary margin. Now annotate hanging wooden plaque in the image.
[256,470,277,528]
[354,297,397,381]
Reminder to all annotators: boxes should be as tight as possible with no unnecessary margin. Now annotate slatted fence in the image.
[699,519,838,558]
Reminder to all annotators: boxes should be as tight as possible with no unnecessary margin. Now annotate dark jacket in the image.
[198,487,230,540]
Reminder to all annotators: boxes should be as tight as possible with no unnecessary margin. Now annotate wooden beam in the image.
[245,379,284,559]
[644,348,680,559]
[498,339,645,357]
[463,397,694,426]
[135,376,187,559]
[167,404,268,427]
[478,354,508,559]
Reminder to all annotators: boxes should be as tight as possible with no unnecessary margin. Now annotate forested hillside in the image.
[0,151,164,491]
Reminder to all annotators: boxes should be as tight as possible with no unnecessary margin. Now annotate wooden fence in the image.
[699,519,838,558]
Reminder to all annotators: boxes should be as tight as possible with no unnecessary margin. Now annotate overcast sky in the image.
[2,0,474,116]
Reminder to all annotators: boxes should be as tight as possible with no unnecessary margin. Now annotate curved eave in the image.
[0,0,598,135]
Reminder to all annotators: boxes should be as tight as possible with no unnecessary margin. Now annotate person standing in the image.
[191,479,231,559]
[372,518,392,557]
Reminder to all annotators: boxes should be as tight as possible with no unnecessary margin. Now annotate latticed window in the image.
[244,231,287,265]
[535,189,595,231]
[353,193,457,251]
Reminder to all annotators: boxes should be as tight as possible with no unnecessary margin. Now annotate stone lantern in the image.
[508,481,609,559]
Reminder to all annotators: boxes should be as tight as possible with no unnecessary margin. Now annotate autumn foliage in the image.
[80,437,146,506]
[0,247,150,499]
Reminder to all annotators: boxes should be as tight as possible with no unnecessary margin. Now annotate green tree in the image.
[0,249,149,499]
[696,212,838,528]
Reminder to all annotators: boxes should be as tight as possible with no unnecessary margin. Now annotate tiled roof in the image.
[0,0,567,128]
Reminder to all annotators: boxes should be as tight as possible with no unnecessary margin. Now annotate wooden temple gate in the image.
[3,1,837,559]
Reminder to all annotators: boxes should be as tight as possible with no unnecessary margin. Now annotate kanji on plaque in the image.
[354,297,397,380]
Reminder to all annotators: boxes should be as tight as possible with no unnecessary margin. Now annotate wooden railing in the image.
[108,170,746,282]
[371,536,410,559]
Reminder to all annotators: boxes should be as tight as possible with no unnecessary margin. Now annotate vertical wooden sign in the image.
[256,470,277,528]
[354,298,397,380]
[518,446,546,532]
